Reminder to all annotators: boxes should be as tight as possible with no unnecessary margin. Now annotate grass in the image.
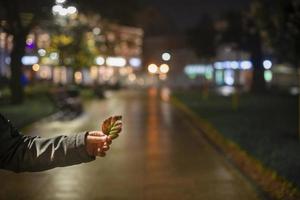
[174,91,300,189]
[0,84,57,128]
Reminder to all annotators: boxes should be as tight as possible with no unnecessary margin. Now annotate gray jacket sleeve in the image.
[0,114,95,173]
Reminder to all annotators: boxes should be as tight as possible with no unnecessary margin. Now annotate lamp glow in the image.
[32,64,40,72]
[106,57,126,67]
[263,60,272,69]
[148,64,158,74]
[95,56,105,65]
[162,52,171,61]
[159,64,170,73]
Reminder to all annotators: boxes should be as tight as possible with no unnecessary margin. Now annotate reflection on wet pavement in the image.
[0,89,261,200]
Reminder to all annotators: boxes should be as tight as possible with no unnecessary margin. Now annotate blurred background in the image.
[0,0,299,199]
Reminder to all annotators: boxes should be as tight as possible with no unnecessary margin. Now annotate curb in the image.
[171,96,300,200]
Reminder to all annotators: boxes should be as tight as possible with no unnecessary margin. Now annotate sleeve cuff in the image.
[75,132,96,162]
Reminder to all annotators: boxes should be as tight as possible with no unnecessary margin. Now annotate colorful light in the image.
[38,49,46,56]
[95,56,105,65]
[263,60,272,70]
[264,70,273,82]
[159,64,170,74]
[129,58,141,68]
[106,57,126,67]
[148,64,158,74]
[93,27,101,35]
[22,56,38,65]
[162,52,171,61]
[32,64,40,72]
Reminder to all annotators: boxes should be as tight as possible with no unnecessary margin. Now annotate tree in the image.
[187,15,217,62]
[217,11,266,92]
[0,0,52,104]
[252,0,300,67]
[49,23,97,71]
[73,0,146,26]
[252,0,300,140]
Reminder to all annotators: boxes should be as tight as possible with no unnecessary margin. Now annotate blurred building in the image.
[0,14,144,87]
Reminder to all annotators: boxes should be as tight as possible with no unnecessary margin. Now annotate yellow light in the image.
[106,57,126,67]
[40,71,48,79]
[32,64,40,72]
[90,66,98,80]
[159,64,169,74]
[74,71,82,84]
[128,73,136,82]
[148,64,158,74]
[159,73,167,80]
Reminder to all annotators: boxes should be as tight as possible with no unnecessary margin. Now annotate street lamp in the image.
[56,0,66,4]
[162,52,171,61]
[52,4,77,16]
[148,64,158,74]
[159,64,170,74]
[67,6,77,15]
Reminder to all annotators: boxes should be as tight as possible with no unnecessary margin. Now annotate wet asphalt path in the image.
[0,89,261,200]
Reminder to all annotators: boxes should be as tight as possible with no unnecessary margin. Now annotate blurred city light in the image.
[37,49,46,56]
[95,56,105,65]
[264,70,273,82]
[240,61,252,70]
[224,70,234,85]
[21,56,38,65]
[184,64,212,74]
[26,38,34,46]
[59,8,68,16]
[106,57,126,67]
[67,6,77,15]
[92,27,101,35]
[5,57,11,65]
[159,73,167,80]
[214,60,253,70]
[159,64,170,74]
[55,0,66,4]
[90,66,98,80]
[148,64,158,74]
[38,66,52,79]
[217,86,236,96]
[128,73,136,82]
[263,60,272,69]
[52,5,77,16]
[215,70,223,85]
[32,64,40,72]
[49,52,59,60]
[162,52,171,61]
[74,71,82,84]
[129,58,142,68]
[52,5,63,14]
[230,61,239,69]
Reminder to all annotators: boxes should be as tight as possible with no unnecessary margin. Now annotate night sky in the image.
[149,0,251,31]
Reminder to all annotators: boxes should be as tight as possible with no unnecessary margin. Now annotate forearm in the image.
[0,129,95,173]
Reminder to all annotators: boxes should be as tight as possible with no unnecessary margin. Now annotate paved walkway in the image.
[0,89,261,200]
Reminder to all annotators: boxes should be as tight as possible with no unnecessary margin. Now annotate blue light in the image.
[263,60,272,69]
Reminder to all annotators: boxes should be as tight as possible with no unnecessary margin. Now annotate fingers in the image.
[96,148,106,157]
[87,135,107,143]
[107,136,112,144]
[88,131,105,137]
[86,130,119,157]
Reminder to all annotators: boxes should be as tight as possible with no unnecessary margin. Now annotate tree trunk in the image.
[298,69,300,141]
[250,34,266,93]
[10,31,27,104]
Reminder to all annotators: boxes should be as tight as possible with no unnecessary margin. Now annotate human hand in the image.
[85,131,112,157]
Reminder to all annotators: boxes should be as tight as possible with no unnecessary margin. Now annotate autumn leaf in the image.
[102,115,122,139]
